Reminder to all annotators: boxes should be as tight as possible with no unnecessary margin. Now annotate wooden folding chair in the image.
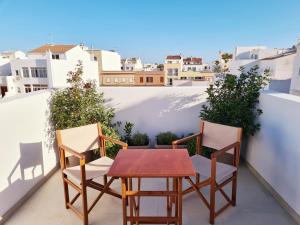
[56,123,128,225]
[172,120,242,224]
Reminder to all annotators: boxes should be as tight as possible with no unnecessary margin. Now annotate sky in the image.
[0,0,300,63]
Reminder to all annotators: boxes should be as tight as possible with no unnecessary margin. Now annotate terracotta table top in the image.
[107,149,196,178]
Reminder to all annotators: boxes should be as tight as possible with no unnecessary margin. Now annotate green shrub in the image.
[200,65,269,137]
[156,132,179,145]
[50,62,121,158]
[122,121,134,144]
[131,132,149,146]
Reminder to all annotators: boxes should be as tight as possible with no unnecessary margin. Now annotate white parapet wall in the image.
[0,90,58,221]
[99,86,208,139]
[246,91,300,217]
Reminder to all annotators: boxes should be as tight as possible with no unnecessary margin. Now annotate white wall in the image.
[290,44,300,95]
[100,50,121,71]
[0,59,11,76]
[246,91,300,215]
[100,86,208,139]
[0,91,57,219]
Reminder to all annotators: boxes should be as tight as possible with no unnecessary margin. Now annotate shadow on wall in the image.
[114,92,207,139]
[0,142,44,217]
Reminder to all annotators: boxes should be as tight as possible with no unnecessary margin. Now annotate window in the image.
[93,56,97,61]
[160,77,164,83]
[17,87,21,93]
[106,78,111,83]
[122,78,126,83]
[24,84,31,93]
[129,78,134,83]
[15,70,19,76]
[174,69,178,76]
[32,84,48,91]
[114,78,118,83]
[52,54,60,59]
[140,77,143,83]
[298,67,300,76]
[22,67,29,77]
[192,67,196,72]
[30,67,47,78]
[146,77,153,83]
[167,69,172,76]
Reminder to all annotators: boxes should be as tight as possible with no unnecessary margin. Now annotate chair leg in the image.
[63,174,70,209]
[209,179,216,224]
[232,172,237,206]
[82,181,88,225]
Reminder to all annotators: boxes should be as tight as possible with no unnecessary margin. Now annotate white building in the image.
[143,63,158,71]
[228,46,295,76]
[1,44,98,97]
[290,41,300,95]
[88,49,121,72]
[182,57,210,72]
[121,57,143,71]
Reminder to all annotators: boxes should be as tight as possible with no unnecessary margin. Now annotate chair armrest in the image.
[59,145,85,159]
[172,133,201,148]
[211,142,240,158]
[99,135,128,149]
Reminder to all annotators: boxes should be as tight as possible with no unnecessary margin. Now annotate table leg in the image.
[129,178,133,225]
[174,177,178,219]
[121,178,127,225]
[178,177,183,225]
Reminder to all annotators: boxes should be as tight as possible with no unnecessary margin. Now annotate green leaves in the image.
[200,65,270,137]
[50,62,121,157]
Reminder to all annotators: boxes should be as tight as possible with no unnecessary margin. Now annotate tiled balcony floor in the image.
[4,164,297,225]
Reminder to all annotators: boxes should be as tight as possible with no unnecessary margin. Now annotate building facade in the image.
[1,44,99,97]
[121,57,143,71]
[164,55,214,85]
[101,71,164,86]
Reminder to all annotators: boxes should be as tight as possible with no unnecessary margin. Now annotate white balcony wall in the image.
[0,91,57,220]
[246,91,300,216]
[100,86,208,139]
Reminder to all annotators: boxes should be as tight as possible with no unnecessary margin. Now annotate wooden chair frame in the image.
[172,121,242,224]
[56,123,128,225]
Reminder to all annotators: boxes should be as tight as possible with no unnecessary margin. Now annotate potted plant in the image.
[122,122,150,149]
[200,65,270,159]
[50,62,121,164]
[155,131,186,149]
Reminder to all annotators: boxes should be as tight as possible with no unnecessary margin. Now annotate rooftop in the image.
[1,88,300,225]
[166,55,182,60]
[29,44,76,54]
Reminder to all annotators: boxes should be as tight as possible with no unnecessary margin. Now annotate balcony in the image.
[1,87,300,225]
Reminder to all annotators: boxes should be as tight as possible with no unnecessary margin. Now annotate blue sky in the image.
[0,0,300,63]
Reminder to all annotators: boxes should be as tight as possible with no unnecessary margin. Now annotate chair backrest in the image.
[56,123,102,157]
[201,120,242,152]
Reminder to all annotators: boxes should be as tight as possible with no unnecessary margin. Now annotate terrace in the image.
[1,86,300,225]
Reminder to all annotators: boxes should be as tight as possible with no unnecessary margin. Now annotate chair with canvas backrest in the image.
[56,123,128,225]
[172,120,242,224]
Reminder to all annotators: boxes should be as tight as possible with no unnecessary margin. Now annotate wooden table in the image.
[107,149,195,225]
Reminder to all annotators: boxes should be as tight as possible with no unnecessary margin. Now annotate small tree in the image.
[50,62,120,157]
[200,65,269,137]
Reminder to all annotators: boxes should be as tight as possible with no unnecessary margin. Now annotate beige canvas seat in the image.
[56,123,128,225]
[172,120,242,224]
[191,154,237,183]
[63,156,114,183]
